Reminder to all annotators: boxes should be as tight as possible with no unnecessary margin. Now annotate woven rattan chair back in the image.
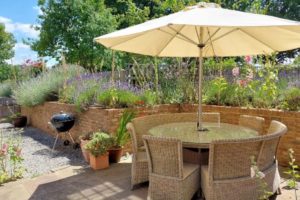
[126,122,139,154]
[258,120,288,170]
[209,120,287,181]
[239,115,265,134]
[143,135,184,178]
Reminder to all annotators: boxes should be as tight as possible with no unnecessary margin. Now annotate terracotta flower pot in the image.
[108,147,123,163]
[89,152,109,170]
[80,139,90,163]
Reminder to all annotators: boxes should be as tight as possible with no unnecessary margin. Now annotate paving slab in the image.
[0,160,298,200]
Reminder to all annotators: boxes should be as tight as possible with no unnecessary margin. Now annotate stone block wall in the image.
[21,102,300,166]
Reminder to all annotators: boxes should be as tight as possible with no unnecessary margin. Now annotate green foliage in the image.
[13,65,83,107]
[74,86,98,112]
[0,129,25,184]
[0,24,15,64]
[97,89,140,108]
[31,0,117,70]
[281,88,300,111]
[204,77,228,105]
[222,84,250,107]
[176,77,197,104]
[113,110,136,147]
[0,81,14,97]
[140,90,158,106]
[250,60,279,108]
[250,156,273,200]
[85,132,113,157]
[285,149,300,190]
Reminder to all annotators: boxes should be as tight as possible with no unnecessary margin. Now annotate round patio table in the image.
[148,122,258,148]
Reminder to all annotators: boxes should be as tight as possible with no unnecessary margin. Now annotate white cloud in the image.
[0,16,11,24]
[33,6,43,15]
[0,16,39,38]
[13,43,30,51]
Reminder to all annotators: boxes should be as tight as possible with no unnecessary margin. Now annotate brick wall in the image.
[21,102,300,166]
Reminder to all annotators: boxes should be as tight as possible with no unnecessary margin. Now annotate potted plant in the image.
[10,113,27,128]
[79,132,93,163]
[85,132,112,170]
[109,110,135,163]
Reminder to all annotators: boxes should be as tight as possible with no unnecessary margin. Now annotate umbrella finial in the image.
[197,2,221,8]
[184,2,221,11]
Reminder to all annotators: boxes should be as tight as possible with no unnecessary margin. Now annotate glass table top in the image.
[148,122,258,148]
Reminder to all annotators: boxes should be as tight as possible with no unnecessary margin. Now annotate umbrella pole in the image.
[197,28,207,132]
[197,46,204,131]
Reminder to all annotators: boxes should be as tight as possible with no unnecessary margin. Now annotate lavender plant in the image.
[13,65,84,107]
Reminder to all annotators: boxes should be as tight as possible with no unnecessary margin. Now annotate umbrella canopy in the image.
[95,2,300,130]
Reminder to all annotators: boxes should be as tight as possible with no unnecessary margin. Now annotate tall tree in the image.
[0,23,15,64]
[31,0,117,70]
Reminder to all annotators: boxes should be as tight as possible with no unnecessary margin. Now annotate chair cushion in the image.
[183,163,199,178]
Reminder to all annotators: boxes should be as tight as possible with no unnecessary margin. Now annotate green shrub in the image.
[223,84,251,107]
[176,77,196,104]
[140,90,158,106]
[118,90,140,107]
[0,81,15,97]
[160,80,181,104]
[74,85,98,112]
[59,84,76,104]
[97,89,118,107]
[85,132,113,157]
[203,77,228,105]
[97,89,139,108]
[281,87,300,111]
[13,65,83,107]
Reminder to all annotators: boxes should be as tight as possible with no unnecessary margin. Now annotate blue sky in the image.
[0,0,41,65]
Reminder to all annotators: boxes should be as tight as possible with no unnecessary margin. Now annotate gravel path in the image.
[0,126,87,178]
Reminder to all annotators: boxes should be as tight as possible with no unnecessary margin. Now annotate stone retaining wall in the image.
[21,102,300,166]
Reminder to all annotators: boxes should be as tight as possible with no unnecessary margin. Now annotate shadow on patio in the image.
[29,163,148,200]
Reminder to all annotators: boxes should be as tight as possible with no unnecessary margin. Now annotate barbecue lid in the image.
[51,111,75,123]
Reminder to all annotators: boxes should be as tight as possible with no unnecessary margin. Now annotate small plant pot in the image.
[89,152,109,170]
[12,116,27,128]
[80,139,90,163]
[108,147,123,163]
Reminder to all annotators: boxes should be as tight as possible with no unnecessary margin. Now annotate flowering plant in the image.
[0,129,25,184]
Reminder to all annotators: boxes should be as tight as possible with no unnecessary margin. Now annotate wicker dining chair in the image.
[126,112,220,188]
[201,120,287,200]
[143,135,200,200]
[239,115,265,135]
[126,122,149,189]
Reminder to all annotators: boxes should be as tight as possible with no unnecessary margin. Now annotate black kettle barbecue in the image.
[49,111,79,151]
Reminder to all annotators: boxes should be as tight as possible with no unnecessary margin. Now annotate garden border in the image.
[21,102,300,166]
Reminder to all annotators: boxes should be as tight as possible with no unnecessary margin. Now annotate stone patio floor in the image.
[0,159,298,200]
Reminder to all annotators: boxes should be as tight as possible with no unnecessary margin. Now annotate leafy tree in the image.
[30,0,118,70]
[0,23,15,64]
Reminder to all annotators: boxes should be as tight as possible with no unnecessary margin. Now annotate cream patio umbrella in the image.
[94,2,300,131]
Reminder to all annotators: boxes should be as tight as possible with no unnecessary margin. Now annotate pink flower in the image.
[2,143,8,151]
[232,67,240,77]
[244,56,252,64]
[237,79,248,87]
